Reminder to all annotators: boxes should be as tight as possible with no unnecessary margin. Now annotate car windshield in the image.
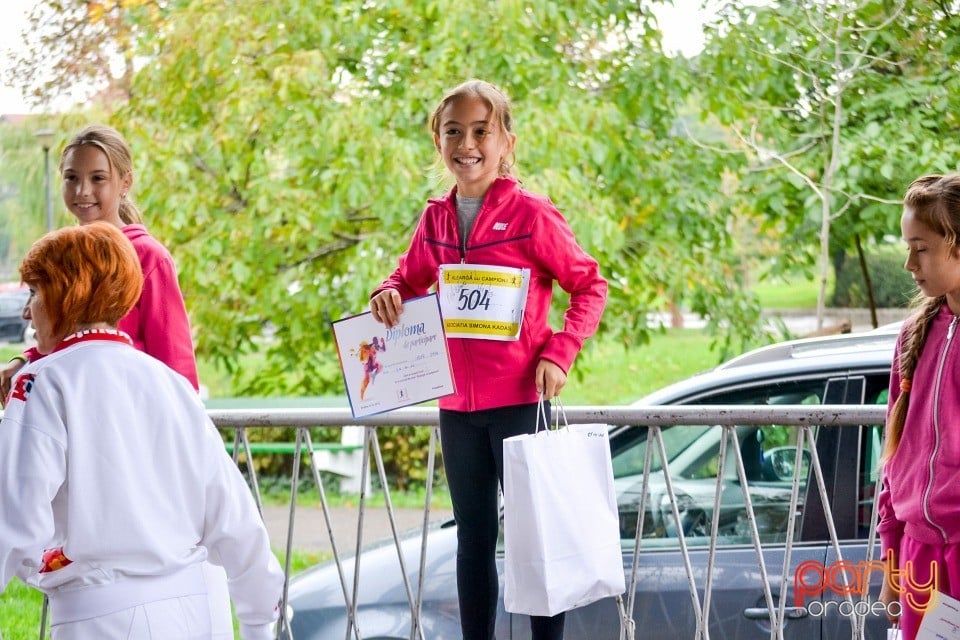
[609,377,841,546]
[611,424,712,478]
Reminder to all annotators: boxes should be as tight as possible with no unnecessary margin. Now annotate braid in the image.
[882,296,943,461]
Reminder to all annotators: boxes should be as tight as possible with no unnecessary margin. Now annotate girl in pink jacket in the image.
[2,125,199,391]
[878,174,960,639]
[370,80,607,640]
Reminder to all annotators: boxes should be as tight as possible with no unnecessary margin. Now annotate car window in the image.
[857,375,889,537]
[614,377,831,549]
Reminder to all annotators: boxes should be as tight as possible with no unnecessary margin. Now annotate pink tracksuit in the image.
[878,304,960,638]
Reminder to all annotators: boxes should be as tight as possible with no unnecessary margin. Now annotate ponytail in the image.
[119,194,143,225]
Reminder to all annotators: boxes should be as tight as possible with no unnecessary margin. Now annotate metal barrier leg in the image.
[38,595,48,640]
[412,427,438,640]
[367,429,424,640]
[302,430,362,640]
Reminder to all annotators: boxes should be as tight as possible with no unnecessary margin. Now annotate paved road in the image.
[262,504,454,554]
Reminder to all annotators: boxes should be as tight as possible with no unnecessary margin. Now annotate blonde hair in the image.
[429,79,517,178]
[882,174,960,461]
[60,124,143,225]
[19,222,143,339]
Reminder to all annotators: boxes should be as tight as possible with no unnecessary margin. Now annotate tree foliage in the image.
[0,125,47,278]
[116,0,759,394]
[16,0,959,395]
[695,0,960,326]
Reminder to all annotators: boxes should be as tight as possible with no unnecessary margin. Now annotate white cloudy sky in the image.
[0,0,708,115]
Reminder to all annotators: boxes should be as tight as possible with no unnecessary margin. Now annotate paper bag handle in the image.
[535,394,550,433]
[553,396,569,430]
[534,394,570,433]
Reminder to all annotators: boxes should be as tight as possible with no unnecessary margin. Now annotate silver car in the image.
[285,325,898,639]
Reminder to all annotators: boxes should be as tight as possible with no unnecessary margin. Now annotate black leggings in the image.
[440,403,565,640]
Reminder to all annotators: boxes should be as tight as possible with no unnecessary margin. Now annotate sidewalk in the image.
[262,503,454,554]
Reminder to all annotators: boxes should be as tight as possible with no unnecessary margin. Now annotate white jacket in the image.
[0,332,283,639]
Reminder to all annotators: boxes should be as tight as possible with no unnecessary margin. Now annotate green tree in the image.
[0,120,78,278]
[119,0,762,394]
[0,124,43,278]
[696,0,960,327]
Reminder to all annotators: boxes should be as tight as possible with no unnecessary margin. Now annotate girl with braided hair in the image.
[877,174,960,639]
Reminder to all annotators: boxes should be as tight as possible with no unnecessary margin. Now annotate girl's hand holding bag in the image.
[502,397,626,617]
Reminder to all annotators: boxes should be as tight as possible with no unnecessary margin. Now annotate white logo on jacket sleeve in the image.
[493,222,508,231]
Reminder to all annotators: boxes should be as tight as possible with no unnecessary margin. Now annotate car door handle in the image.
[743,607,808,620]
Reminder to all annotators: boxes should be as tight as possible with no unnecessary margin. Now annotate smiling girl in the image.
[57,125,199,388]
[1,125,198,396]
[369,80,607,640]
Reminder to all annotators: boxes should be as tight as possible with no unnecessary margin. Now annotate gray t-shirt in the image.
[456,195,483,252]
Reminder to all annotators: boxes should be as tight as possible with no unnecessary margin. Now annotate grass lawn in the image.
[566,328,720,405]
[0,582,42,640]
[0,345,22,362]
[752,272,827,309]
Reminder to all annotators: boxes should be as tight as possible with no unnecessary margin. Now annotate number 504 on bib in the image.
[438,264,531,341]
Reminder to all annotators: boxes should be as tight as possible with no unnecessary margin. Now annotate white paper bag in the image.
[503,421,626,617]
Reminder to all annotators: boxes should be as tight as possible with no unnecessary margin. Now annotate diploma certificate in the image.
[332,293,455,418]
[917,591,960,639]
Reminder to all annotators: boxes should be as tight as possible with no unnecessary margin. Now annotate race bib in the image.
[438,264,530,341]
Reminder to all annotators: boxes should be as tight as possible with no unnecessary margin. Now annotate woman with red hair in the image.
[0,124,239,635]
[0,222,283,639]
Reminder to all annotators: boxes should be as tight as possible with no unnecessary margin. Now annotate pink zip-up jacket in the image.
[24,224,199,391]
[372,177,607,412]
[878,304,960,554]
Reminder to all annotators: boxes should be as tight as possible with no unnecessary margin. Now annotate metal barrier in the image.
[7,404,888,640]
[210,405,888,640]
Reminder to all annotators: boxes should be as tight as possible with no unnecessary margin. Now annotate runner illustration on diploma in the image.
[351,336,386,400]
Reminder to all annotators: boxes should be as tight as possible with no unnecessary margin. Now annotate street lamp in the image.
[35,128,56,233]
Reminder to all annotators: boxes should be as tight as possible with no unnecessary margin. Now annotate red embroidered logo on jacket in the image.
[39,547,72,573]
[9,373,36,403]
